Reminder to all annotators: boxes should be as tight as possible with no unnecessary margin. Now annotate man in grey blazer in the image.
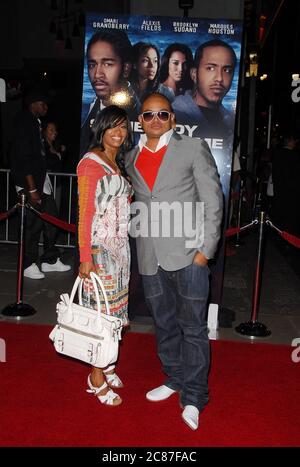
[125,93,223,430]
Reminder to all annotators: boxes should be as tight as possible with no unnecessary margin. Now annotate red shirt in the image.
[135,145,167,191]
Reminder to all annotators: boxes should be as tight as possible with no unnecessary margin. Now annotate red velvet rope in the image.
[0,204,19,221]
[4,205,299,248]
[38,211,76,233]
[225,227,241,237]
[281,231,300,248]
[0,211,9,221]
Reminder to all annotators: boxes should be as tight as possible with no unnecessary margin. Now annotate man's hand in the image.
[79,261,96,279]
[193,251,208,266]
[26,175,41,205]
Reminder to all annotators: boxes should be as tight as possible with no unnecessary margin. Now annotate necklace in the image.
[92,146,120,173]
[102,150,120,174]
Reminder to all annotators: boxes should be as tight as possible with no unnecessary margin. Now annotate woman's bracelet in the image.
[28,188,38,193]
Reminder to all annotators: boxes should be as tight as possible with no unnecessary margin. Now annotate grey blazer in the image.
[125,132,223,275]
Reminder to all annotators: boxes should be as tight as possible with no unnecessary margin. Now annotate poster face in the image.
[80,13,242,309]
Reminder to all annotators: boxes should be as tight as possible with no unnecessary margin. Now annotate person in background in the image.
[43,121,65,173]
[125,93,223,430]
[43,121,65,211]
[10,91,71,279]
[228,137,241,226]
[271,132,300,237]
[77,105,133,406]
[158,43,193,102]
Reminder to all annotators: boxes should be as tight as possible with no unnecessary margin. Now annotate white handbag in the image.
[49,272,122,368]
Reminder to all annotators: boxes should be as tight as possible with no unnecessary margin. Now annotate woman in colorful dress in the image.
[77,105,133,406]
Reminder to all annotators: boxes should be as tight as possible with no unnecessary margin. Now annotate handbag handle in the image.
[68,273,111,316]
[88,272,111,316]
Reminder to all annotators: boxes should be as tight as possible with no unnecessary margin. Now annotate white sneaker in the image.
[24,263,45,280]
[41,258,71,272]
[146,385,177,401]
[182,405,199,430]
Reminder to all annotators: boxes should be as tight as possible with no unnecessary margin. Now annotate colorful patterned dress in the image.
[77,152,132,326]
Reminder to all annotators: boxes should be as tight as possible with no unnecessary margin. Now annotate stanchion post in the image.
[235,177,244,246]
[252,177,261,221]
[1,193,37,318]
[235,211,271,338]
[16,193,26,303]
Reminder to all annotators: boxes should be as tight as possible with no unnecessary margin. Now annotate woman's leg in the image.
[89,367,122,405]
[103,364,124,388]
[90,367,105,387]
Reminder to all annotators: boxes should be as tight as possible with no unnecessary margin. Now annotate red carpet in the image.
[0,322,299,447]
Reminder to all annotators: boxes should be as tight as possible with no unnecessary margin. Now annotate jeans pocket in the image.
[177,263,209,300]
[142,273,163,298]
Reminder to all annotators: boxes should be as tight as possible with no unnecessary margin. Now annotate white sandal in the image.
[103,365,124,388]
[86,375,122,406]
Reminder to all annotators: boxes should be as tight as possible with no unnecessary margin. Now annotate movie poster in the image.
[80,13,243,322]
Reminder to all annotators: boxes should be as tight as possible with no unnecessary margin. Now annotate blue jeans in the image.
[142,263,210,411]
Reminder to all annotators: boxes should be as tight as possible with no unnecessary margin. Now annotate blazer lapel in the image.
[132,146,151,193]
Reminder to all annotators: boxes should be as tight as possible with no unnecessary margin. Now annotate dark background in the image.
[1,1,299,170]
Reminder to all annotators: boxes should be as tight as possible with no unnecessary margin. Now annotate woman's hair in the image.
[42,120,61,151]
[88,105,133,176]
[129,42,160,97]
[42,120,57,132]
[194,39,237,69]
[159,43,193,92]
